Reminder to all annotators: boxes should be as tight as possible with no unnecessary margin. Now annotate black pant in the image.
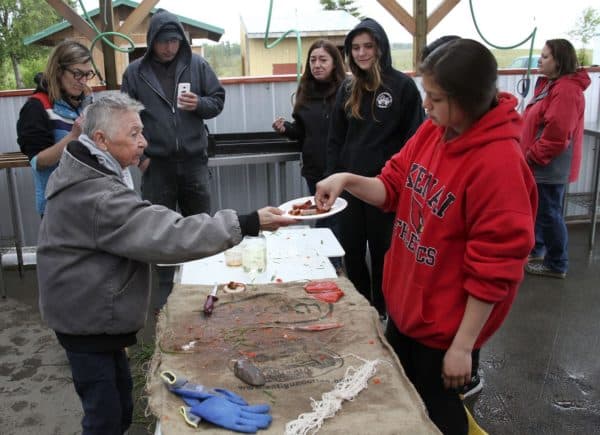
[338,192,394,315]
[306,178,342,269]
[141,155,211,217]
[385,320,476,435]
[65,349,133,435]
[142,155,211,309]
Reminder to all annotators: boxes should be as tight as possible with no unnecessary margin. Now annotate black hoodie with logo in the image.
[326,18,425,176]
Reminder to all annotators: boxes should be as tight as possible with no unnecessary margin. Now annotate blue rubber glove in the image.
[161,371,272,432]
[183,396,272,433]
[161,371,247,405]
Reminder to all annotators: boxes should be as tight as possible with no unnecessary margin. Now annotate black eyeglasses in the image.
[64,67,96,81]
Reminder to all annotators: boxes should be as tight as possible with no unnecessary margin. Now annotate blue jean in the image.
[532,183,568,273]
[65,349,133,435]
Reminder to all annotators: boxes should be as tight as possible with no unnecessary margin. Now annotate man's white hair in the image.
[82,92,145,138]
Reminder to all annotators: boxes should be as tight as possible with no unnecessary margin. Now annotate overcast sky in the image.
[82,0,599,48]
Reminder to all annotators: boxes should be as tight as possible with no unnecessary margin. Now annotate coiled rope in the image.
[284,357,383,435]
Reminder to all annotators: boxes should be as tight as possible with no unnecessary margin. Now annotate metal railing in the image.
[1,70,599,247]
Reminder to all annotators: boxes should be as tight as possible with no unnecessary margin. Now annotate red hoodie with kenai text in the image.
[378,92,537,350]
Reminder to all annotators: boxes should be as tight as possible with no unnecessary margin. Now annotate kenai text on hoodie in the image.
[378,93,537,350]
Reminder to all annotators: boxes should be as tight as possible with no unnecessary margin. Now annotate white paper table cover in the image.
[178,227,344,285]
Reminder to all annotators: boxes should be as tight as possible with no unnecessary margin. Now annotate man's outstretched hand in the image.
[257,206,298,231]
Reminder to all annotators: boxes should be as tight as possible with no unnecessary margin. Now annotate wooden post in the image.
[99,0,119,89]
[44,0,172,88]
[413,0,427,69]
[377,0,462,71]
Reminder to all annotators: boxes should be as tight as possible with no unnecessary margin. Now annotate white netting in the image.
[284,357,382,435]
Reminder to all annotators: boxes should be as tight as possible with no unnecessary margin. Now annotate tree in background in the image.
[0,0,74,89]
[320,0,361,19]
[202,42,242,77]
[568,6,600,66]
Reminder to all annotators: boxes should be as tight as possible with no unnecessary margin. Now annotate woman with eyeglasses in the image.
[17,40,96,216]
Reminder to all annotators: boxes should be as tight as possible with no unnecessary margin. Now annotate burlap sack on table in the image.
[147,277,440,434]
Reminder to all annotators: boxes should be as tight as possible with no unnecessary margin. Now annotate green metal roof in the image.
[24,0,224,45]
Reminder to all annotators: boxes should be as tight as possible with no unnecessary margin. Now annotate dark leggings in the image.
[306,178,342,269]
[385,320,478,435]
[338,192,394,315]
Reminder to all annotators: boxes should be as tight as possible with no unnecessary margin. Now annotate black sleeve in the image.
[325,84,349,176]
[281,111,305,141]
[238,211,260,237]
[396,78,425,148]
[196,59,225,119]
[16,98,54,160]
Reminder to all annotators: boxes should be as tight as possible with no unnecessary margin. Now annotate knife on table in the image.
[203,283,219,316]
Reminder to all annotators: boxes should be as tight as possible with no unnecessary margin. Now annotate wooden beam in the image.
[377,0,415,35]
[427,0,460,32]
[100,0,119,89]
[46,0,96,41]
[118,0,159,36]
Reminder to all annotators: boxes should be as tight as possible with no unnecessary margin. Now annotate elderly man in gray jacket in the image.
[37,93,294,435]
[121,8,225,309]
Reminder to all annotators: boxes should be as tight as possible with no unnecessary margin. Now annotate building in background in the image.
[23,0,223,85]
[240,9,358,76]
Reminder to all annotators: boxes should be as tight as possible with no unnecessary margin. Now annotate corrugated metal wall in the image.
[1,71,599,246]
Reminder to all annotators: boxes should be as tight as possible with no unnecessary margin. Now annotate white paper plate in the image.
[278,196,348,220]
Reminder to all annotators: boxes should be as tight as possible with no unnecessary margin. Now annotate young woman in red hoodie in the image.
[315,39,537,434]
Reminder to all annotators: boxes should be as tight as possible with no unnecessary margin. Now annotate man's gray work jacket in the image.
[37,142,243,341]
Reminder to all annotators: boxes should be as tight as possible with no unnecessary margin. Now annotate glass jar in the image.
[241,234,267,274]
[224,246,243,267]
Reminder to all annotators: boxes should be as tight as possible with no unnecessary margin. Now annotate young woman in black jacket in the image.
[273,39,346,194]
[273,39,346,272]
[326,19,425,317]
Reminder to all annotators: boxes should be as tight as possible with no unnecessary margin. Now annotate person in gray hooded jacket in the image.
[121,8,225,309]
[37,93,294,435]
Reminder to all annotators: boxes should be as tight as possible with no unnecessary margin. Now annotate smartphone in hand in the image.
[177,82,190,108]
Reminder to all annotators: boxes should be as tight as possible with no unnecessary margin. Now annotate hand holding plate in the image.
[257,206,298,231]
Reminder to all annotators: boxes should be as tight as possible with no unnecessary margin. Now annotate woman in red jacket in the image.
[315,39,537,434]
[521,39,591,279]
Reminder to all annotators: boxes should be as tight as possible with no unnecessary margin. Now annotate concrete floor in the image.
[468,223,600,434]
[1,223,599,434]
